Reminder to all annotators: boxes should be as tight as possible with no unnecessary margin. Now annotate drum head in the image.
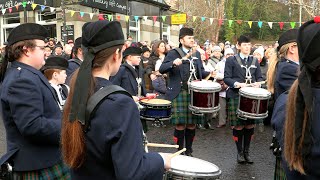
[189,80,221,91]
[169,154,221,178]
[140,98,171,105]
[239,87,271,98]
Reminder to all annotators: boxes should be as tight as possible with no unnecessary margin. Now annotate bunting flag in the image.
[125,15,130,22]
[8,7,12,13]
[98,14,104,20]
[210,18,213,25]
[1,9,5,15]
[248,21,253,28]
[152,16,157,23]
[50,7,55,12]
[70,10,75,17]
[218,19,223,26]
[116,15,121,21]
[143,16,148,21]
[40,5,45,12]
[80,12,85,18]
[201,17,205,22]
[193,16,197,22]
[31,3,37,10]
[22,2,27,8]
[279,22,284,30]
[108,14,113,21]
[228,20,233,27]
[134,16,139,22]
[162,16,166,22]
[290,22,296,29]
[268,22,273,29]
[89,13,94,20]
[236,20,243,25]
[15,5,20,10]
[258,21,263,28]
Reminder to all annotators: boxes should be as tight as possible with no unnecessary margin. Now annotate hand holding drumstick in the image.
[173,47,197,66]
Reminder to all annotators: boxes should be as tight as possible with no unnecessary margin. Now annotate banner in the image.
[171,14,186,25]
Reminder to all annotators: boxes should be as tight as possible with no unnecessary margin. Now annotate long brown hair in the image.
[152,40,166,57]
[266,49,277,93]
[61,45,123,168]
[284,79,307,174]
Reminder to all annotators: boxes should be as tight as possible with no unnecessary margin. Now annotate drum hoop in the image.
[168,169,222,178]
[139,102,172,108]
[239,92,271,100]
[237,109,268,119]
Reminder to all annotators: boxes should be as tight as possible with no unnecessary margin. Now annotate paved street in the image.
[0,119,275,180]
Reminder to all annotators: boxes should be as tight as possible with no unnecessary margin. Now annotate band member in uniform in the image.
[0,23,70,179]
[274,29,299,100]
[42,56,69,111]
[61,20,170,179]
[159,27,213,156]
[66,37,83,84]
[111,46,148,131]
[274,17,320,179]
[224,35,263,164]
[269,29,298,180]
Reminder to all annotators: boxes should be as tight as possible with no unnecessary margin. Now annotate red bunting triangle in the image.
[152,16,157,23]
[98,14,104,20]
[116,15,121,21]
[236,20,243,25]
[218,19,223,26]
[15,5,20,10]
[279,22,284,30]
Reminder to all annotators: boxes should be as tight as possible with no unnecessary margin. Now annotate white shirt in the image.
[215,58,227,97]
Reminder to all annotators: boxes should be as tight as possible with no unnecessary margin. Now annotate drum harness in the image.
[235,55,257,85]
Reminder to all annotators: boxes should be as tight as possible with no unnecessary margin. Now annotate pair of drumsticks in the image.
[147,143,186,158]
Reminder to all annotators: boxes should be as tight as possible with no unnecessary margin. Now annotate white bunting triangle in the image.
[268,22,273,29]
[89,13,94,20]
[50,7,55,12]
[210,18,213,25]
[143,16,148,21]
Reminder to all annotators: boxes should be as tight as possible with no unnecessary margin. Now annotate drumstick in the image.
[204,73,211,81]
[170,148,186,158]
[147,143,179,148]
[181,47,197,61]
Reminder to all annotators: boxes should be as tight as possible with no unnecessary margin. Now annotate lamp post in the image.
[299,0,302,27]
[61,0,68,43]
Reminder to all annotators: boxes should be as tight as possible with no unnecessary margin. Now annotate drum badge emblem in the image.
[207,94,212,107]
[251,100,258,113]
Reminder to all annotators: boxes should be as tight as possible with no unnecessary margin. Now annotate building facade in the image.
[0,0,180,46]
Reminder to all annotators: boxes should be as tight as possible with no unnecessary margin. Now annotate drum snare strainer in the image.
[164,154,221,179]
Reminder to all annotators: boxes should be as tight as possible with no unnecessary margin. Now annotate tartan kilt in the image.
[12,162,70,180]
[274,156,287,180]
[227,97,263,126]
[170,90,203,125]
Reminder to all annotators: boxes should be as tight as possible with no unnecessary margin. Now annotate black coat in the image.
[224,55,263,98]
[111,62,146,96]
[71,78,164,179]
[159,48,209,101]
[0,61,62,171]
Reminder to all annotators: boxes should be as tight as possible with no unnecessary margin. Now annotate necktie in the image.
[244,58,247,66]
[59,86,66,100]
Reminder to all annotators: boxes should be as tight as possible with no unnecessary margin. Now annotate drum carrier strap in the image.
[173,47,185,59]
[235,54,257,68]
[84,85,132,132]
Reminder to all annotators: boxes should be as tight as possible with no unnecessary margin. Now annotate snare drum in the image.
[237,87,271,119]
[189,80,221,114]
[164,154,221,179]
[140,99,171,121]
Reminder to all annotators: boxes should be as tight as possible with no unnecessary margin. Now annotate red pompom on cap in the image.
[314,16,320,23]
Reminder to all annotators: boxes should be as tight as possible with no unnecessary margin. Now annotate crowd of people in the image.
[0,17,320,180]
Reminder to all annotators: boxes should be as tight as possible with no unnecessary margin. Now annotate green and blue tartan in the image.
[274,156,287,180]
[170,90,203,125]
[13,162,70,180]
[227,97,263,126]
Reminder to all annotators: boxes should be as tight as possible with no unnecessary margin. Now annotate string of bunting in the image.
[0,3,302,30]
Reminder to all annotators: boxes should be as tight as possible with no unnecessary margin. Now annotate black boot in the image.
[185,128,195,157]
[173,129,185,153]
[243,128,254,164]
[233,129,245,164]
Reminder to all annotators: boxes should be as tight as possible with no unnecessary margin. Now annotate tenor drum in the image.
[237,87,271,119]
[189,80,221,114]
[164,154,221,179]
[140,99,171,121]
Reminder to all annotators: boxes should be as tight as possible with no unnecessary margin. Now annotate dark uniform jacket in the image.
[224,55,263,98]
[159,48,209,101]
[271,89,320,179]
[71,78,164,180]
[0,61,62,171]
[274,58,299,100]
[111,62,146,96]
[66,58,82,84]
